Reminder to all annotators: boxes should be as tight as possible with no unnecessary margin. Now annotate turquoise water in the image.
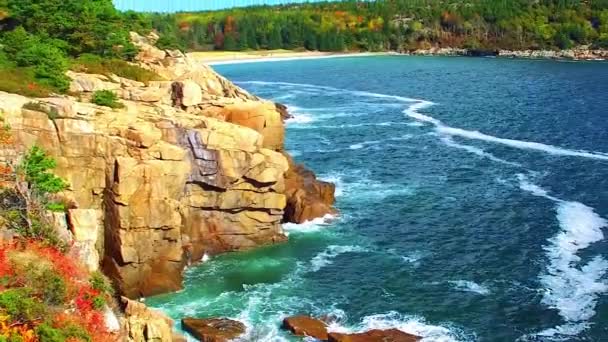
[147,56,608,341]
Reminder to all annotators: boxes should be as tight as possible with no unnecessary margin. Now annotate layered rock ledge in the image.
[0,32,335,299]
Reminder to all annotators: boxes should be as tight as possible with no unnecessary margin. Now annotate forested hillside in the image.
[150,0,608,52]
[0,0,151,96]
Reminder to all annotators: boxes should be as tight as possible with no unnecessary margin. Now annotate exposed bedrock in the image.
[0,32,335,298]
[283,153,337,223]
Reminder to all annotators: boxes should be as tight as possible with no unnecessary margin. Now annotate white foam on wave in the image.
[407,121,425,127]
[403,101,608,161]
[349,140,380,150]
[239,80,422,106]
[516,174,608,338]
[319,171,413,202]
[448,280,491,295]
[310,245,369,272]
[327,311,469,342]
[440,136,521,167]
[285,113,315,124]
[290,121,408,130]
[400,251,426,268]
[247,80,608,162]
[282,213,337,233]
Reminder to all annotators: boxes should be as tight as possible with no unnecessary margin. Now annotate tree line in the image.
[149,0,608,52]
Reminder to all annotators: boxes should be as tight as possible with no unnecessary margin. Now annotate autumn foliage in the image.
[0,240,118,342]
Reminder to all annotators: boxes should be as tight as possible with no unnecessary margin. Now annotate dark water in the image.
[147,56,608,341]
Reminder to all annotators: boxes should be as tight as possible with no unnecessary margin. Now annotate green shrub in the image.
[15,43,70,92]
[89,271,114,309]
[156,34,183,50]
[36,323,91,342]
[92,295,106,310]
[27,217,66,250]
[45,201,65,212]
[0,27,33,58]
[20,146,68,195]
[38,269,67,305]
[90,271,114,296]
[8,251,67,305]
[92,90,123,109]
[0,66,54,98]
[0,288,46,322]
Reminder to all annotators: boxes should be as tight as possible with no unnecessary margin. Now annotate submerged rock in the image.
[181,318,245,342]
[328,329,420,342]
[282,315,329,340]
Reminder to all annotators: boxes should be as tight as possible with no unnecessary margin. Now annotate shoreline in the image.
[189,48,608,66]
[189,51,384,65]
[401,47,608,61]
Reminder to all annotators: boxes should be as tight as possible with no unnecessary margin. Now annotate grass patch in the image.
[0,52,56,97]
[0,67,55,98]
[71,54,161,84]
[92,90,124,109]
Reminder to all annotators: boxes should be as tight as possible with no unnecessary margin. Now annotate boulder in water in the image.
[283,154,336,223]
[181,318,245,342]
[328,329,420,342]
[282,315,329,340]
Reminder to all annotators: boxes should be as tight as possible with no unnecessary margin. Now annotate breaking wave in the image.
[310,245,369,272]
[327,311,474,342]
[517,174,608,339]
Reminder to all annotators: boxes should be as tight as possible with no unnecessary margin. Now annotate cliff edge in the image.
[0,32,335,299]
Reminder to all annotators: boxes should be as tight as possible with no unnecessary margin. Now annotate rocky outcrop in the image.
[0,32,334,299]
[497,48,608,60]
[181,318,245,342]
[405,46,608,61]
[122,297,186,342]
[328,329,420,342]
[283,154,336,223]
[282,315,329,340]
[281,315,420,342]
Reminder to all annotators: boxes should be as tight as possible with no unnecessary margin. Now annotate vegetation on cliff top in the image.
[0,241,117,342]
[149,0,608,52]
[0,117,117,341]
[0,0,152,96]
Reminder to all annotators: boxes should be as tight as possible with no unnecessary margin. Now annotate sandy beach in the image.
[188,49,382,65]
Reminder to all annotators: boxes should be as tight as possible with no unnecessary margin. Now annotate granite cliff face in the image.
[0,32,335,299]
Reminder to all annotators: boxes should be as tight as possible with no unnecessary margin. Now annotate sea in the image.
[146,56,608,342]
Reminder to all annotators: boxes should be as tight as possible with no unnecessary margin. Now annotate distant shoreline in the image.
[401,47,608,61]
[189,50,384,65]
[189,48,608,66]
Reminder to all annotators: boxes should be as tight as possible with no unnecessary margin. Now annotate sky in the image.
[113,0,337,12]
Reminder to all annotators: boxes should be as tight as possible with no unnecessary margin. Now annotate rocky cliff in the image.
[0,32,335,299]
